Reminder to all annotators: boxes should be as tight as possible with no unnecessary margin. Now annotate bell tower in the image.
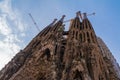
[0,11,120,80]
[62,11,110,80]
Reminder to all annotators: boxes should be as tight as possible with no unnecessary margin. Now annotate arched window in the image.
[41,48,51,60]
[79,33,82,42]
[82,23,85,30]
[60,46,65,62]
[80,23,83,30]
[76,31,78,39]
[87,32,89,38]
[86,21,88,29]
[73,70,83,80]
[87,32,91,43]
[79,51,83,58]
[91,32,95,43]
[82,32,85,42]
[76,24,79,28]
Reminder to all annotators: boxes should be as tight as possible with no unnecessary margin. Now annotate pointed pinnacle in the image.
[60,15,66,22]
[49,18,57,26]
[83,13,87,19]
[76,11,81,17]
[52,18,57,24]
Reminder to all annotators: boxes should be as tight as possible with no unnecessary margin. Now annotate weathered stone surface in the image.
[0,12,120,80]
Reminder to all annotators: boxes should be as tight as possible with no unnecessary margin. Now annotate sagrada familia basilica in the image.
[0,11,120,80]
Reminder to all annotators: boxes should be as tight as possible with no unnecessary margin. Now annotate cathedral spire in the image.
[36,18,57,37]
[81,12,97,43]
[83,13,87,19]
[50,15,65,32]
[76,11,82,20]
[76,11,80,17]
[1,11,119,80]
[48,18,57,26]
[60,15,66,22]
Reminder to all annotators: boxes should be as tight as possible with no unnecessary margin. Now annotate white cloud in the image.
[0,40,20,70]
[0,15,11,36]
[0,0,27,70]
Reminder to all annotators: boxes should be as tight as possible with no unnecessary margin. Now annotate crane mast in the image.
[28,13,40,31]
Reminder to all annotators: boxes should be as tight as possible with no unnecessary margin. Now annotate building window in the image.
[60,46,65,62]
[41,48,51,60]
[83,32,85,42]
[86,21,88,29]
[73,70,83,80]
[79,33,82,42]
[80,23,83,30]
[76,31,78,40]
[87,32,91,43]
[91,33,95,43]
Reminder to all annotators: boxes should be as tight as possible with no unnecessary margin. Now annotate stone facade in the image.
[0,11,120,80]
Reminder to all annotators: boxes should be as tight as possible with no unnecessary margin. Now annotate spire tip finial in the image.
[53,18,57,22]
[62,15,66,18]
[60,15,66,22]
[83,13,87,19]
[76,11,81,17]
[48,18,57,26]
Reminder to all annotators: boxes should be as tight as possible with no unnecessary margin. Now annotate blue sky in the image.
[0,0,120,70]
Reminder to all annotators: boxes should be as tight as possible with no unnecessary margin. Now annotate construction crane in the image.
[63,12,95,23]
[63,19,73,23]
[28,13,40,31]
[87,12,95,16]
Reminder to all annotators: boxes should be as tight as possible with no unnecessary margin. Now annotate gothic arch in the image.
[91,32,95,43]
[76,23,79,28]
[80,23,83,30]
[79,33,82,42]
[82,32,85,42]
[76,31,78,40]
[41,48,51,61]
[82,22,85,30]
[60,46,65,62]
[73,69,84,80]
[86,32,91,43]
[85,21,88,29]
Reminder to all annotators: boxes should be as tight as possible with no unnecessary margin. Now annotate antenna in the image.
[28,13,40,31]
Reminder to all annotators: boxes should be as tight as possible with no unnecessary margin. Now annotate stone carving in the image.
[0,11,120,80]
